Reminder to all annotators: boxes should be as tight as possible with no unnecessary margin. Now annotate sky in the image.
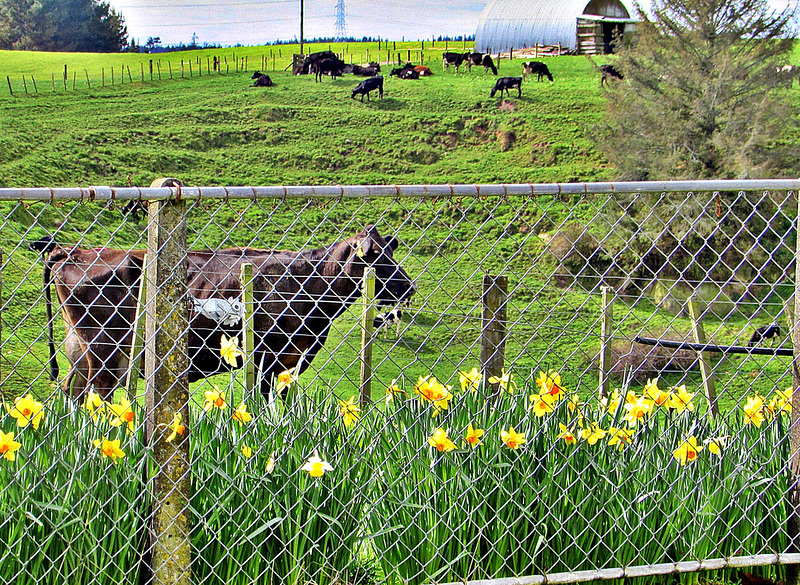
[110,0,490,47]
[108,0,796,49]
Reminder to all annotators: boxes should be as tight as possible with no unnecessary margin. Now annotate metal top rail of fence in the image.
[1,179,800,585]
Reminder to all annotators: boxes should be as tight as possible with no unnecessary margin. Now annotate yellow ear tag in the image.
[355,241,365,258]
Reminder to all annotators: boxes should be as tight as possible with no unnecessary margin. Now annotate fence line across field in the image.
[3,179,800,585]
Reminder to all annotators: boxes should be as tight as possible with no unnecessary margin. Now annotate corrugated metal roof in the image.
[475,0,635,53]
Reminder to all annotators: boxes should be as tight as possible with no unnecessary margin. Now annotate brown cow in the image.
[31,226,414,400]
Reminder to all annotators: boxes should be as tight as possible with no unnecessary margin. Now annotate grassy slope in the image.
[0,44,796,412]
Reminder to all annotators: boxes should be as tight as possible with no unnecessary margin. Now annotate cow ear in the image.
[354,238,371,259]
[384,235,399,252]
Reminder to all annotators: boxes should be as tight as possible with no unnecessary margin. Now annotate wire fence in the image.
[0,179,799,585]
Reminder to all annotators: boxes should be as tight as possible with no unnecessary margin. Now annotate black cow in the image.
[351,64,381,76]
[469,52,484,68]
[351,76,384,101]
[312,58,345,82]
[748,324,781,347]
[600,64,623,86]
[522,61,553,82]
[390,63,415,77]
[31,226,415,401]
[490,76,522,98]
[481,55,498,75]
[298,50,338,75]
[442,51,470,72]
[251,71,273,87]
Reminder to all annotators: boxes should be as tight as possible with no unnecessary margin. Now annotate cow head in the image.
[349,226,415,306]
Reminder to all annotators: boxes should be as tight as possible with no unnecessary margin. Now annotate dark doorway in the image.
[602,22,624,53]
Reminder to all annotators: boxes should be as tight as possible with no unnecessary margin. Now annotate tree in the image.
[0,0,128,51]
[593,0,798,180]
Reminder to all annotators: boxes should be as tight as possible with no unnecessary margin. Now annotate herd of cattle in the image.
[249,49,623,101]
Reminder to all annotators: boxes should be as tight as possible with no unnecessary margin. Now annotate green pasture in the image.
[0,43,797,414]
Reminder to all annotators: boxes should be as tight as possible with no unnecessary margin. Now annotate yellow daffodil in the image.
[580,423,607,445]
[241,445,252,458]
[607,427,633,450]
[770,387,792,416]
[644,378,670,406]
[673,435,702,466]
[669,385,695,413]
[338,396,361,428]
[567,393,581,413]
[488,369,516,393]
[464,423,484,448]
[414,376,453,413]
[301,449,333,477]
[530,392,556,417]
[276,369,297,394]
[203,386,227,412]
[536,369,564,399]
[743,394,765,427]
[93,437,126,464]
[557,423,578,445]
[7,394,44,430]
[266,451,276,474]
[385,379,405,404]
[622,395,653,426]
[705,437,724,456]
[459,367,481,393]
[108,397,136,432]
[165,412,186,442]
[84,390,105,421]
[0,431,21,462]
[501,426,526,449]
[220,334,244,367]
[232,403,253,426]
[601,389,622,415]
[429,428,457,452]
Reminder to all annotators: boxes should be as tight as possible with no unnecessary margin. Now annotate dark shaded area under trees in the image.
[0,0,128,52]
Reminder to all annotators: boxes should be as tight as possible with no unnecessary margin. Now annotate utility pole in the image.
[300,0,304,55]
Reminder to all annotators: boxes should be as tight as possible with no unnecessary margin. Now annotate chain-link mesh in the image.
[0,181,797,585]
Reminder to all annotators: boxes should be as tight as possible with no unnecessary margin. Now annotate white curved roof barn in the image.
[475,0,637,54]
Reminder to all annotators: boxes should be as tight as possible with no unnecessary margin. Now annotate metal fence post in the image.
[144,178,191,585]
[599,285,613,398]
[688,297,718,419]
[360,268,375,407]
[481,274,507,392]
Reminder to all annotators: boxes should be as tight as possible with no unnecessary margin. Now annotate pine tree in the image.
[594,0,798,180]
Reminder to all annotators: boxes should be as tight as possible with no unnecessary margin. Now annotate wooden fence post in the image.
[480,274,507,392]
[787,199,800,585]
[240,263,255,396]
[144,177,191,585]
[360,268,376,407]
[599,285,614,398]
[687,297,717,419]
[125,253,147,401]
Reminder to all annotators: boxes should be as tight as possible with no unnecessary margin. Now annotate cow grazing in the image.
[442,51,470,72]
[298,50,338,75]
[600,64,623,86]
[481,55,498,75]
[522,61,552,82]
[373,307,403,338]
[31,227,414,401]
[469,52,484,68]
[251,71,273,87]
[121,200,148,222]
[490,77,522,98]
[351,76,384,101]
[312,58,345,82]
[748,324,781,347]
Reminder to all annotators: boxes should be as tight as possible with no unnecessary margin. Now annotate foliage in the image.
[0,0,128,51]
[593,0,799,180]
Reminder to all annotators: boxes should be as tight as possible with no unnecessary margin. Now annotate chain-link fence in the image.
[1,179,799,585]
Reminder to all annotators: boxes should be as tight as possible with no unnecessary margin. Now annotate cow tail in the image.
[42,257,59,382]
